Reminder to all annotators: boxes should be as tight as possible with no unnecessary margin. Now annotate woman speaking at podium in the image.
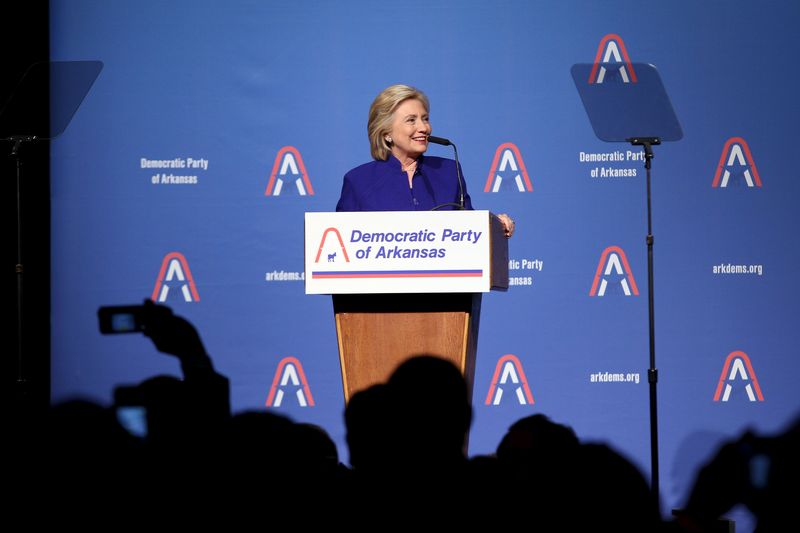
[336,84,514,237]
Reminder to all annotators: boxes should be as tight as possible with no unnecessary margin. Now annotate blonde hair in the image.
[367,84,430,161]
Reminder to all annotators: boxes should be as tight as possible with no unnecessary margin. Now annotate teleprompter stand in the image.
[0,60,102,403]
[571,61,683,507]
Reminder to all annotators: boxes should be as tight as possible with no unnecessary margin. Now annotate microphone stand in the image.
[428,135,465,211]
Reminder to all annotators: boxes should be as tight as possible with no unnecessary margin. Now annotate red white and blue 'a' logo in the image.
[151,252,200,303]
[265,146,314,196]
[314,227,351,264]
[712,137,762,188]
[485,354,535,406]
[265,357,315,408]
[713,351,765,402]
[589,246,639,297]
[589,34,637,84]
[484,143,533,193]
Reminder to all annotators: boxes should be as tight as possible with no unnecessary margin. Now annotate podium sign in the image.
[305,211,494,294]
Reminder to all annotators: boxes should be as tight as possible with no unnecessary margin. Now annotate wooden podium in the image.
[305,211,508,402]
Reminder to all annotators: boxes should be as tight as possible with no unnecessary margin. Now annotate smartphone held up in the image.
[97,305,146,334]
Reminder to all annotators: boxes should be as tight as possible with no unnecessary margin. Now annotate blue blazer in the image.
[335,155,473,212]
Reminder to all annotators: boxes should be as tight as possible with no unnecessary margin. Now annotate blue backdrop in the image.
[49,1,800,526]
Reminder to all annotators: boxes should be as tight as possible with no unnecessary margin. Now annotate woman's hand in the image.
[497,213,515,238]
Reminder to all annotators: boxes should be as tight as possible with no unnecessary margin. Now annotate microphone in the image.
[427,134,465,210]
[427,135,452,146]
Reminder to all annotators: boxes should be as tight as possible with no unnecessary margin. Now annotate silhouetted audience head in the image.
[226,410,296,472]
[345,383,393,472]
[386,355,472,467]
[292,422,340,472]
[574,442,660,531]
[496,413,579,468]
[494,414,581,526]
